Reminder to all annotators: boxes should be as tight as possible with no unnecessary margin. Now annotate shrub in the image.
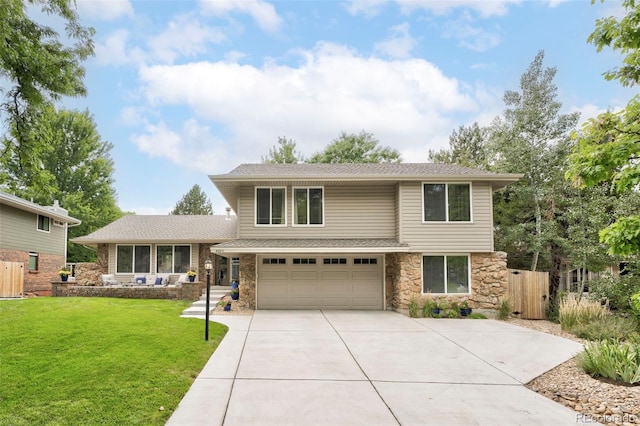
[497,298,510,320]
[589,274,640,312]
[631,292,640,318]
[559,293,608,330]
[468,312,487,319]
[577,340,640,385]
[568,315,640,342]
[422,299,437,318]
[408,298,419,318]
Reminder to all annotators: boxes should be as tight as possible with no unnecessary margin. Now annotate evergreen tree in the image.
[171,184,213,215]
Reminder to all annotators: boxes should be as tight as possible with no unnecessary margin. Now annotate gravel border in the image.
[508,319,639,425]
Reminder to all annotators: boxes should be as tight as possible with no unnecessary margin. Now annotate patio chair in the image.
[101,274,117,286]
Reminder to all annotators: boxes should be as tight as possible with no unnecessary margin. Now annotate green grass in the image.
[0,297,227,425]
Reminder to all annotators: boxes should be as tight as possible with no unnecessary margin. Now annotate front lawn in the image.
[0,297,227,425]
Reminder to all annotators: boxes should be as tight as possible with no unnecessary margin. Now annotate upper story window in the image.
[423,183,471,222]
[157,245,191,273]
[37,215,50,232]
[256,187,286,225]
[294,187,324,225]
[116,245,151,274]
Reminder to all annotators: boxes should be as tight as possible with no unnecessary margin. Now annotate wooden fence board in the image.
[507,269,549,320]
[0,261,24,297]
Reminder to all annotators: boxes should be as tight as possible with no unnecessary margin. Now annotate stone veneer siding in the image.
[238,254,256,309]
[52,281,202,300]
[0,248,64,295]
[385,251,508,312]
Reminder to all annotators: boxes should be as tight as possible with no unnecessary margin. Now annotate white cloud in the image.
[94,29,145,66]
[374,23,417,59]
[199,0,282,33]
[148,14,226,64]
[346,0,520,18]
[134,42,493,165]
[76,0,134,20]
[442,12,501,52]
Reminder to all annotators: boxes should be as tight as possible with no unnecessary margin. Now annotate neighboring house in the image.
[71,213,237,285]
[0,191,81,294]
[209,163,521,311]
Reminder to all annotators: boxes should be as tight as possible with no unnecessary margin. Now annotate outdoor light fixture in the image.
[204,258,212,341]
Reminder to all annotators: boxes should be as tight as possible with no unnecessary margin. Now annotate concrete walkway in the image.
[168,311,584,426]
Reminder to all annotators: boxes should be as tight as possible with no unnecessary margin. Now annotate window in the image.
[294,187,323,225]
[156,245,191,273]
[28,253,38,271]
[422,255,469,294]
[116,245,151,274]
[262,258,286,265]
[293,258,317,265]
[323,258,346,265]
[423,183,471,222]
[37,215,50,232]
[354,258,377,265]
[256,187,286,225]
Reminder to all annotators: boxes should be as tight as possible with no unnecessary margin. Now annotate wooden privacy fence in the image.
[506,269,549,320]
[0,261,24,298]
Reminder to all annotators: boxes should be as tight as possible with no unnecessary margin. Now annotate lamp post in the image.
[204,258,212,341]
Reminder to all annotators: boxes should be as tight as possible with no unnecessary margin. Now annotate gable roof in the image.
[0,190,81,225]
[71,215,237,246]
[210,163,522,211]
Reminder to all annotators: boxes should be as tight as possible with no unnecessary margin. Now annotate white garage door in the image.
[257,255,383,309]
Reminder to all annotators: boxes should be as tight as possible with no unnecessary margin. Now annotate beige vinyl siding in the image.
[0,204,66,255]
[107,243,200,280]
[399,181,494,252]
[237,185,396,239]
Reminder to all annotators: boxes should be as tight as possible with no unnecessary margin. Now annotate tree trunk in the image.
[531,198,542,272]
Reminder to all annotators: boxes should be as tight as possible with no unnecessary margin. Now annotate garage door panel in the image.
[321,271,349,280]
[291,271,319,280]
[291,282,318,296]
[261,270,289,280]
[352,271,379,280]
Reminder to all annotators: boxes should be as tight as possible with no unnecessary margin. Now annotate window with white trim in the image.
[37,215,50,232]
[256,187,286,225]
[156,245,191,273]
[28,252,38,271]
[116,245,151,274]
[423,183,471,222]
[294,187,323,225]
[422,255,470,294]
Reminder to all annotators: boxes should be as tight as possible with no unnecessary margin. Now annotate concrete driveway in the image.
[168,311,583,426]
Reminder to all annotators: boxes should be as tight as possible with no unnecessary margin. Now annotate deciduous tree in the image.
[262,137,304,164]
[307,131,401,163]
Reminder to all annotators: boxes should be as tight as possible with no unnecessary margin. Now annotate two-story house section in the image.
[209,163,521,311]
[0,191,81,295]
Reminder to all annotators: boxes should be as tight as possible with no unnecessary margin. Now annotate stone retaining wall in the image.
[51,281,202,301]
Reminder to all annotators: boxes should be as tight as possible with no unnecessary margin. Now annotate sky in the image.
[54,0,637,214]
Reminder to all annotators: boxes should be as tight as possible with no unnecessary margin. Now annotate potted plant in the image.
[460,301,473,317]
[187,268,197,282]
[58,267,71,282]
[231,288,239,300]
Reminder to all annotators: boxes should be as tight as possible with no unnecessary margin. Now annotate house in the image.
[71,213,237,285]
[209,163,521,311]
[0,190,81,295]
